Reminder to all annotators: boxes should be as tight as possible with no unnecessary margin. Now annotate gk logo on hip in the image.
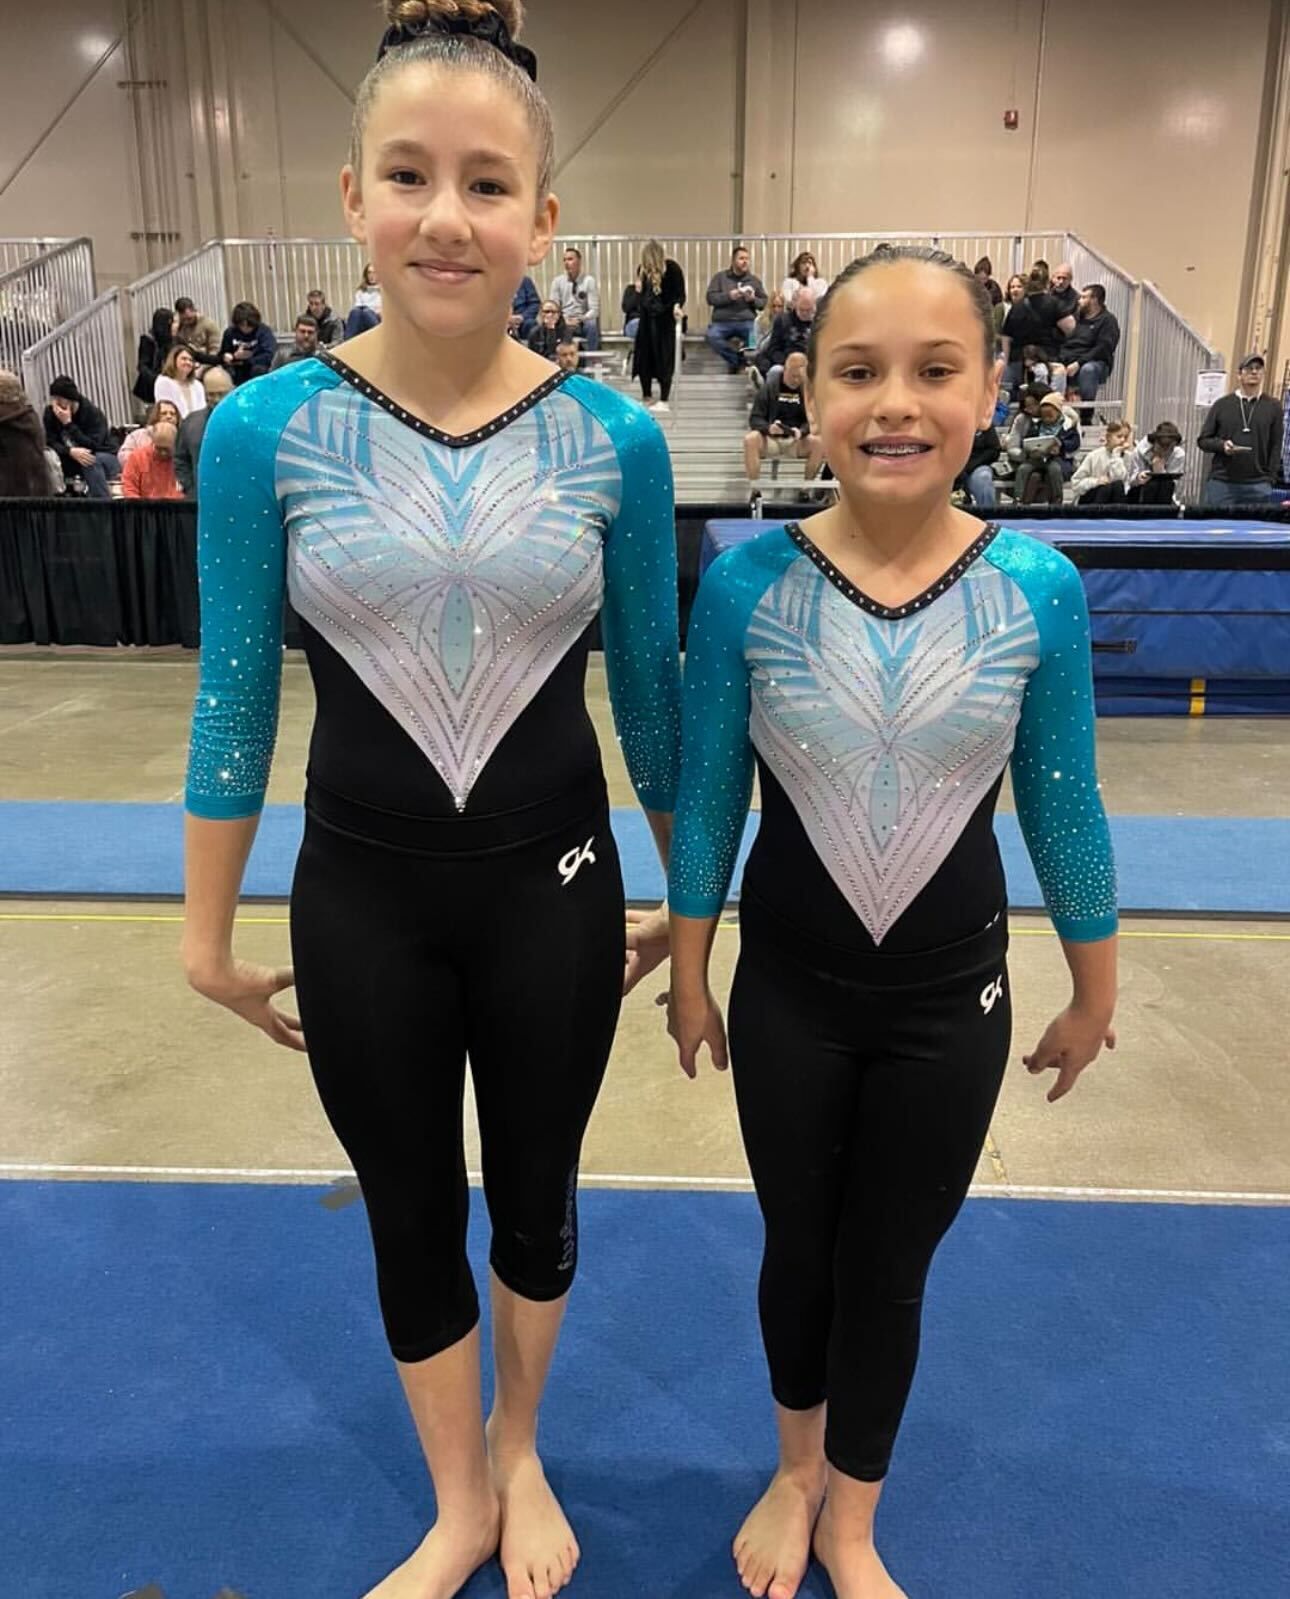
[558,837,597,887]
[979,975,1005,1015]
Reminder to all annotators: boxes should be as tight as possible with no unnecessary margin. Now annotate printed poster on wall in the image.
[1194,371,1228,408]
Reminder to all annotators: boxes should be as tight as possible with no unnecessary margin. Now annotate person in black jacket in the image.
[754,289,816,377]
[303,289,343,346]
[1197,355,1285,507]
[43,376,120,498]
[632,241,686,409]
[955,425,1001,508]
[218,302,277,385]
[999,271,1064,397]
[0,370,60,495]
[134,307,177,406]
[1056,285,1120,406]
[744,351,826,484]
[526,299,565,360]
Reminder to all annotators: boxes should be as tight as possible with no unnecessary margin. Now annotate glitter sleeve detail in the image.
[564,376,682,812]
[986,530,1119,941]
[184,364,338,818]
[669,531,798,916]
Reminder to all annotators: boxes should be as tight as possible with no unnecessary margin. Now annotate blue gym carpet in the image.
[2,1181,1286,1598]
[3,801,1290,914]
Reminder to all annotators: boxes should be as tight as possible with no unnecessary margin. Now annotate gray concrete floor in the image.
[1,654,1288,1200]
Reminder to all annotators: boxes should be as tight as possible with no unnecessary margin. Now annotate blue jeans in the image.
[75,450,121,500]
[967,464,996,508]
[706,320,755,370]
[1071,360,1109,402]
[623,318,640,340]
[1203,477,1276,508]
[344,306,380,339]
[1001,360,1023,398]
[567,318,600,351]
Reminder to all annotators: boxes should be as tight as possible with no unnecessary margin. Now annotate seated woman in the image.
[118,399,182,465]
[344,263,383,339]
[133,307,177,406]
[526,299,566,360]
[1125,422,1185,506]
[154,347,208,418]
[1072,420,1134,505]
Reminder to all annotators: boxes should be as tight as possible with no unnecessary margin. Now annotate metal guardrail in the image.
[1064,233,1138,412]
[0,238,96,399]
[123,241,228,357]
[21,288,132,427]
[0,238,70,277]
[1135,281,1224,505]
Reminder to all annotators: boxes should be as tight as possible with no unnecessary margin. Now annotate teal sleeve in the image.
[568,376,682,811]
[183,381,293,819]
[993,536,1119,941]
[668,540,787,916]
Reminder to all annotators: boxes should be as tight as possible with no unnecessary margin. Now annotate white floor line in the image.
[0,1160,1286,1204]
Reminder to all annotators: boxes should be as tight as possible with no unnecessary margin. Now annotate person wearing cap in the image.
[1197,356,1284,507]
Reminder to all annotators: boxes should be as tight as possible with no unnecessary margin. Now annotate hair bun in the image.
[384,0,525,36]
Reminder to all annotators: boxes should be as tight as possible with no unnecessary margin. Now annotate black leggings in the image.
[728,893,1011,1481]
[289,784,625,1363]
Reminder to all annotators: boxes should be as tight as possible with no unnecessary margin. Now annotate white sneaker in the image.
[650,400,671,413]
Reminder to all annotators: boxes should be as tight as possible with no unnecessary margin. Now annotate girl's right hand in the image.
[665,985,729,1079]
[187,958,307,1052]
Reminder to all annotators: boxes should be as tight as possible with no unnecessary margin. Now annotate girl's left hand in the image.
[1023,1005,1117,1102]
[624,906,670,995]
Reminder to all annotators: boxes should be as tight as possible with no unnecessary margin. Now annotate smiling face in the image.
[341,63,557,343]
[156,401,180,427]
[175,349,195,381]
[1006,275,1025,302]
[806,260,999,509]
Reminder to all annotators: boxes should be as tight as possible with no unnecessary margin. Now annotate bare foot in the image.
[362,1497,501,1599]
[487,1427,579,1599]
[812,1500,908,1598]
[733,1465,827,1599]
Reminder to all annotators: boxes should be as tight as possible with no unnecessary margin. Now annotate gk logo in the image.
[558,836,597,887]
[979,975,1005,1015]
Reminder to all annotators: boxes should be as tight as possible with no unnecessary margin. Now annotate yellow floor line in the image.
[3,914,1289,942]
[983,1129,1009,1182]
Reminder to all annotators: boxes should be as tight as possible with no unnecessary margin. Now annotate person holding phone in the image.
[217,302,276,386]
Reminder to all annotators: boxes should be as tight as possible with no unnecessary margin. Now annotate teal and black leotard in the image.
[185,352,680,1361]
[668,519,1117,1482]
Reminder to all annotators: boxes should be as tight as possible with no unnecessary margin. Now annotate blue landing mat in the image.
[2,1182,1287,1598]
[2,801,1290,915]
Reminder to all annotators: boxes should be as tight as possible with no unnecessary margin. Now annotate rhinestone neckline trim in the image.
[316,347,570,448]
[785,520,1001,620]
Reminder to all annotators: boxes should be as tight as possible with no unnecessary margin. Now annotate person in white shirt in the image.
[1072,420,1134,505]
[549,246,600,350]
[153,347,207,419]
[780,250,829,308]
[1125,421,1186,506]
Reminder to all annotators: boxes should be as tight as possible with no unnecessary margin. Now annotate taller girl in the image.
[181,5,679,1598]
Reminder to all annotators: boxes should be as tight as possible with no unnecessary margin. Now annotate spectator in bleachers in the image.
[744,351,825,485]
[121,421,182,500]
[974,257,1003,306]
[118,399,182,466]
[345,263,382,339]
[550,247,601,350]
[219,303,276,385]
[1072,420,1134,504]
[1012,392,1080,505]
[621,279,642,340]
[175,367,233,497]
[1198,355,1284,506]
[632,241,686,411]
[1125,421,1185,505]
[43,376,119,499]
[995,273,1025,339]
[1000,270,1062,396]
[1048,262,1079,327]
[556,341,581,375]
[1057,284,1121,407]
[0,371,62,496]
[155,346,208,418]
[272,315,322,369]
[527,300,565,361]
[304,290,343,346]
[754,289,784,345]
[174,298,222,367]
[705,245,767,373]
[781,251,828,308]
[134,307,177,405]
[507,275,540,342]
[955,425,1001,508]
[755,288,816,379]
[1022,343,1051,391]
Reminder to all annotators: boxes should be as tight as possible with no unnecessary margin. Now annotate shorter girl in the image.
[1073,419,1133,505]
[118,399,182,463]
[782,251,829,308]
[154,348,207,418]
[1125,421,1185,505]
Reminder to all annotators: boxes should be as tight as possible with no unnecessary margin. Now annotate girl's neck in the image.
[810,490,973,567]
[345,308,541,422]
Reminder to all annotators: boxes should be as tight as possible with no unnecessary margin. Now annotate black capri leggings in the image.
[289,782,625,1364]
[728,892,1011,1481]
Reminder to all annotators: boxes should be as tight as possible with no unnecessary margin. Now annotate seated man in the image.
[271,315,321,368]
[549,247,600,350]
[175,367,234,497]
[508,275,540,342]
[303,290,343,346]
[1057,284,1120,407]
[43,376,119,499]
[555,340,581,375]
[706,245,767,373]
[121,421,182,500]
[754,288,816,378]
[744,352,825,485]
